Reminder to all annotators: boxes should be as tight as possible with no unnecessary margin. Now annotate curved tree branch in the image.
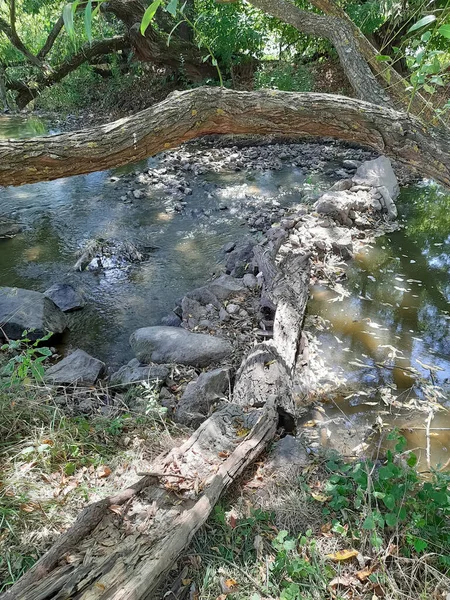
[0,87,449,188]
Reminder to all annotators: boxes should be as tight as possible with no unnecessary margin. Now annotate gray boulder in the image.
[130,326,233,367]
[0,219,22,238]
[0,287,67,341]
[315,191,355,226]
[110,359,169,387]
[353,155,399,200]
[44,283,85,312]
[161,313,181,327]
[174,367,231,427]
[45,349,105,386]
[307,225,354,259]
[264,435,308,475]
[206,274,246,301]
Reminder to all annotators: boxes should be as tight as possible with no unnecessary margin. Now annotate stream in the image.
[1,116,450,469]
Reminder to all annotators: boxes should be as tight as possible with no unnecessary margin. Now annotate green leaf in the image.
[438,24,450,39]
[423,83,435,94]
[375,54,391,62]
[63,2,75,38]
[65,462,76,475]
[165,0,178,16]
[140,0,162,36]
[407,15,436,33]
[363,516,375,530]
[383,494,396,511]
[385,513,398,527]
[421,30,432,42]
[407,453,418,467]
[413,538,428,553]
[84,0,93,43]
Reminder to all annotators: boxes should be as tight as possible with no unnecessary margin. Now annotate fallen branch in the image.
[1,242,310,600]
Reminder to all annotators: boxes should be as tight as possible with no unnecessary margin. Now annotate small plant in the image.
[1,332,53,386]
[322,431,450,566]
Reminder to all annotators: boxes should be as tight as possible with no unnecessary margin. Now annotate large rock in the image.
[314,191,356,226]
[206,274,246,301]
[307,225,353,259]
[130,326,233,367]
[44,283,85,312]
[264,435,308,476]
[110,359,169,387]
[0,219,22,238]
[45,349,105,386]
[353,155,399,200]
[0,287,67,341]
[174,367,231,427]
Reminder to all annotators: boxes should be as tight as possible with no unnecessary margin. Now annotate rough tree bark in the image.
[307,0,436,120]
[0,239,310,600]
[1,88,449,188]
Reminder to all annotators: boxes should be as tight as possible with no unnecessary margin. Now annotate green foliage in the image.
[255,62,313,92]
[194,0,267,67]
[1,332,53,386]
[322,431,450,566]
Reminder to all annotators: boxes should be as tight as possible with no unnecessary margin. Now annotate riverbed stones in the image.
[206,274,246,301]
[161,313,182,327]
[0,287,67,341]
[130,326,233,367]
[44,283,85,312]
[0,218,22,238]
[110,359,169,387]
[174,367,231,427]
[45,349,105,386]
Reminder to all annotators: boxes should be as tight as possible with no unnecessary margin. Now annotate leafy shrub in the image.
[254,62,313,92]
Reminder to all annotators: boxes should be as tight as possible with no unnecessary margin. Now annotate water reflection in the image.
[306,184,450,468]
[0,114,52,139]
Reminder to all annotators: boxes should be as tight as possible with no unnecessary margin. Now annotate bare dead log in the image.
[1,88,449,189]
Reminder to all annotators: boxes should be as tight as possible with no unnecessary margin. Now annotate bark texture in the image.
[1,88,449,189]
[0,238,310,600]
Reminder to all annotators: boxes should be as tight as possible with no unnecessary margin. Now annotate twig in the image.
[425,409,434,470]
[136,471,194,480]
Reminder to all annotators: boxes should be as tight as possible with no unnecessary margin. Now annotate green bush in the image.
[254,62,313,92]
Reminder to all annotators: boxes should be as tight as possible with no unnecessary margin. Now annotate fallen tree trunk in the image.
[1,240,310,600]
[1,88,449,189]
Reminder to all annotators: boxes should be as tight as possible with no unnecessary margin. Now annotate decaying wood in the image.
[1,88,450,188]
[2,243,311,600]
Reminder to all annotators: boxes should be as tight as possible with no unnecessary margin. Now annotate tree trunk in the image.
[0,241,310,600]
[308,0,436,120]
[104,0,216,81]
[1,88,449,188]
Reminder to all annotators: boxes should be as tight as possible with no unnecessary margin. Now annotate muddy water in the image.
[305,182,450,469]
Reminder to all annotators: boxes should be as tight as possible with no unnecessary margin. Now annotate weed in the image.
[1,332,53,387]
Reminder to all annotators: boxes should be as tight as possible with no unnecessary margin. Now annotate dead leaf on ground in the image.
[220,578,238,594]
[311,491,331,503]
[218,451,230,459]
[108,504,123,515]
[356,565,376,581]
[329,574,361,589]
[98,465,112,478]
[327,549,359,561]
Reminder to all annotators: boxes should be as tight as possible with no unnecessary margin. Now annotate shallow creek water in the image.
[1,118,449,467]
